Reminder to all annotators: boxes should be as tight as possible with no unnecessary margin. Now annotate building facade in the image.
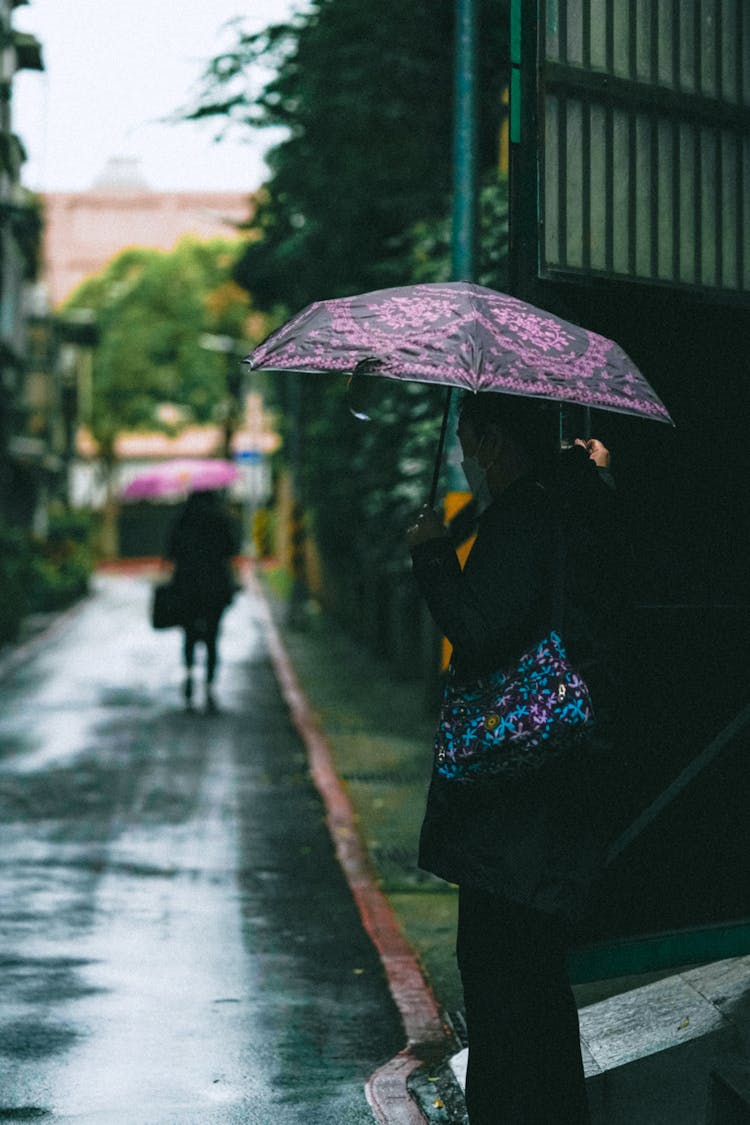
[42,158,253,308]
[0,0,49,529]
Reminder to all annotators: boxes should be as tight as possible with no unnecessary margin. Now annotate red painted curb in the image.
[96,557,164,574]
[250,571,451,1123]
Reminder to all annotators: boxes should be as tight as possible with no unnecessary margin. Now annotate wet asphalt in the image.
[0,574,404,1123]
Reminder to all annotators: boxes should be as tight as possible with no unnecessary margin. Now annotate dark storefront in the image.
[510,0,750,972]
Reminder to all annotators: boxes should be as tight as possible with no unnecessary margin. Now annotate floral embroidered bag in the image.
[434,630,593,782]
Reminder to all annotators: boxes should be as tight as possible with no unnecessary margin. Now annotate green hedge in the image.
[0,509,96,644]
[0,523,32,644]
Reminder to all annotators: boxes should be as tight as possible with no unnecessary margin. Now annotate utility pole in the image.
[444,0,479,493]
[285,372,308,629]
[198,333,243,459]
[452,0,478,285]
[432,0,479,675]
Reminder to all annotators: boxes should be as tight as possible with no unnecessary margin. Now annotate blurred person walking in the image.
[167,489,238,712]
[407,392,625,1125]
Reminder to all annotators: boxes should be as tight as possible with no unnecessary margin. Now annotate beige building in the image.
[42,157,254,307]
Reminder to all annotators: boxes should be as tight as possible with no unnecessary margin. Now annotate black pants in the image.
[183,612,222,684]
[457,886,590,1125]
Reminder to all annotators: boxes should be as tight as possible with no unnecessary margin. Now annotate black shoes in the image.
[183,674,218,714]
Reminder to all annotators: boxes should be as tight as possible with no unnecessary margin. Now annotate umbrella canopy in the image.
[121,458,239,501]
[245,281,672,425]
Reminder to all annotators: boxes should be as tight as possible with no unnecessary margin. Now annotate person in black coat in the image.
[407,392,624,1125]
[166,489,237,712]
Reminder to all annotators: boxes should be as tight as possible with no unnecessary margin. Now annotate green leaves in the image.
[181,0,511,578]
[62,237,260,459]
[186,0,508,310]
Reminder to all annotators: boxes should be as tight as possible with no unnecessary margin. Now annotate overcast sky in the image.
[12,0,303,194]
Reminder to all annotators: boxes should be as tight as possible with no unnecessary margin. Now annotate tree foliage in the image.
[185,0,511,583]
[63,238,258,462]
[186,0,509,310]
[278,177,510,579]
[393,177,509,288]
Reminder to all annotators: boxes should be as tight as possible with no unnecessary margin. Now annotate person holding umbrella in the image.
[407,392,624,1125]
[246,280,668,1121]
[166,488,238,713]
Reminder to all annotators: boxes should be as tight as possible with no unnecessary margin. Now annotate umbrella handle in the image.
[429,388,453,508]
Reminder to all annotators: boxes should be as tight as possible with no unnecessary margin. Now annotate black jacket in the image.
[167,495,237,621]
[411,457,623,924]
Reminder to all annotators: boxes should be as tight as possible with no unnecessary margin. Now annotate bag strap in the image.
[550,517,567,636]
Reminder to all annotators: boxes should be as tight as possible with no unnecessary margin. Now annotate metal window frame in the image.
[512,0,750,304]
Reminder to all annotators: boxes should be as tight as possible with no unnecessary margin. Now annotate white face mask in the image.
[461,454,493,513]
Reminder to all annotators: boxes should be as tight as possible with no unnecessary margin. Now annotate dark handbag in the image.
[434,525,594,782]
[151,581,183,629]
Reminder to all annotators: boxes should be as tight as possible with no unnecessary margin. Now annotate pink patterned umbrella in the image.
[121,458,239,500]
[245,281,672,424]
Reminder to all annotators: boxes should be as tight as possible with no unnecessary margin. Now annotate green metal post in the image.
[443,0,480,494]
[452,0,478,283]
[508,0,539,302]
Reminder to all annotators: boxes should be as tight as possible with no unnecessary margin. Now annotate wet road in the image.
[0,574,403,1123]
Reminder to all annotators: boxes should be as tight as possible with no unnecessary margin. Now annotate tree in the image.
[62,237,262,555]
[276,177,509,586]
[185,0,509,310]
[183,1,512,615]
[391,176,509,288]
[63,237,258,465]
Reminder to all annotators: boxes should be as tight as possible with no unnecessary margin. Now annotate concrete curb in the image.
[250,570,455,1124]
[0,594,91,682]
[0,562,160,684]
[0,558,169,683]
[408,1057,469,1125]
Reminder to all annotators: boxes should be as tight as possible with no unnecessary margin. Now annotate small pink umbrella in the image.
[121,458,240,500]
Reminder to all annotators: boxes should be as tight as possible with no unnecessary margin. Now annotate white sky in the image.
[12,0,303,193]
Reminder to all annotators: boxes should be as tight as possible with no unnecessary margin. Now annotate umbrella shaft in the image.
[429,389,454,508]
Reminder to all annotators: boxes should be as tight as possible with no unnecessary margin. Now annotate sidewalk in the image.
[5,569,749,1123]
[259,571,750,1125]
[256,571,462,1015]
